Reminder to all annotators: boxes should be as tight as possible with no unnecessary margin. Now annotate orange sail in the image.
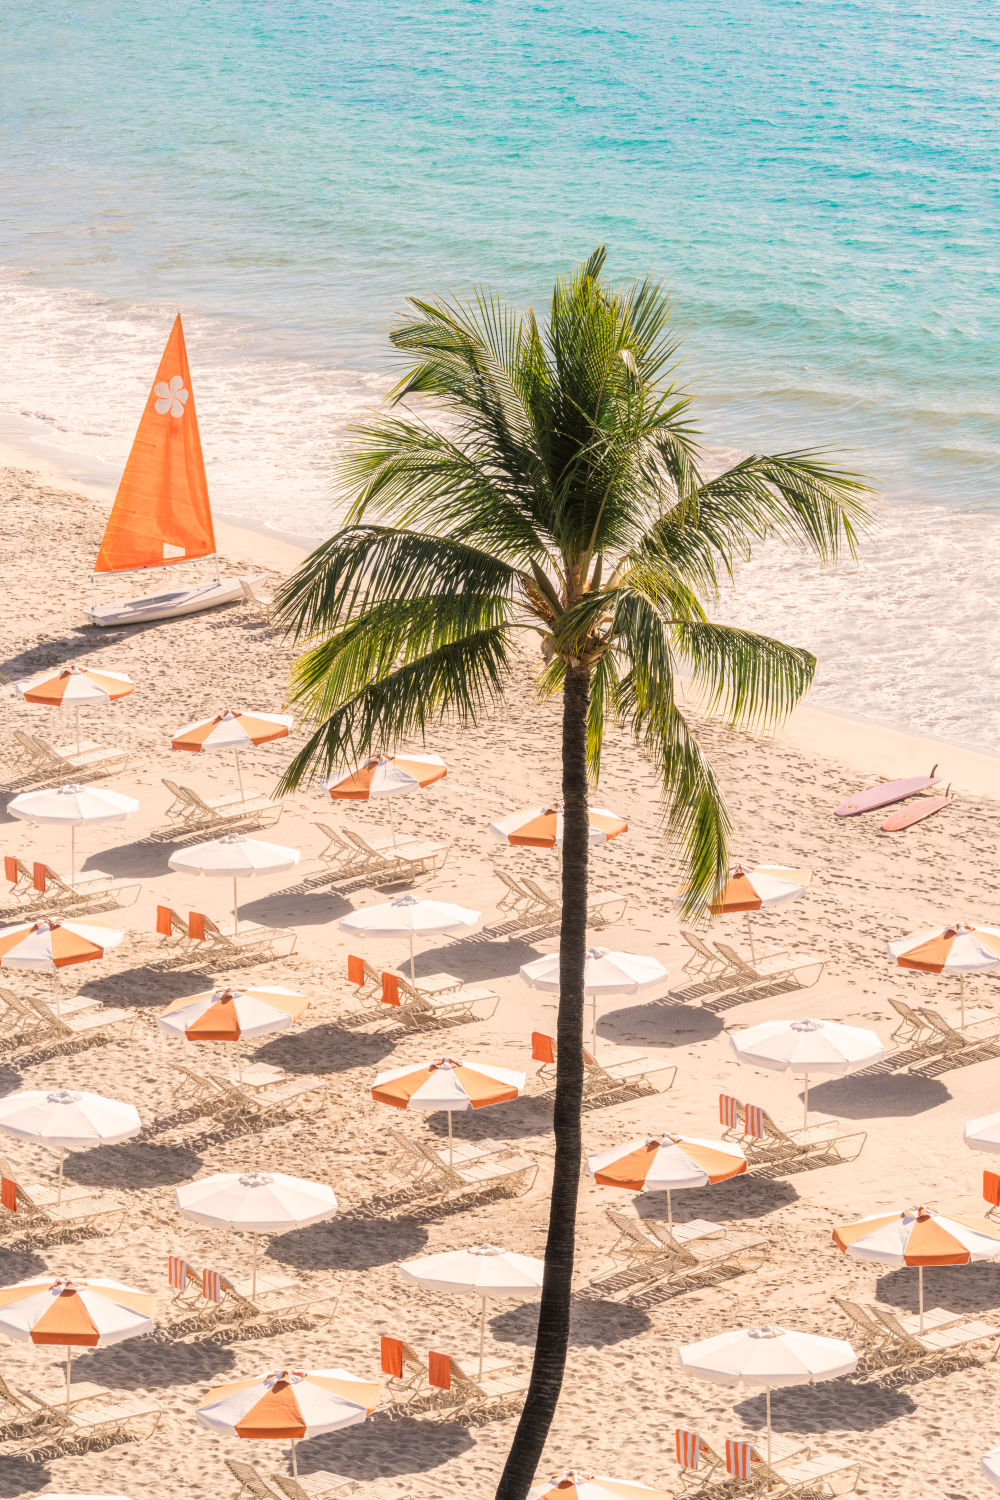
[94,315,216,573]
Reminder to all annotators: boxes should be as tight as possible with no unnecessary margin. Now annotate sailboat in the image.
[85,315,262,627]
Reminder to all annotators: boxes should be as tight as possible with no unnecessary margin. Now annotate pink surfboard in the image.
[881,791,954,832]
[835,765,939,818]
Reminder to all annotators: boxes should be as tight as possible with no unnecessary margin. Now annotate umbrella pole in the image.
[58,1146,65,1206]
[592,992,597,1054]
[252,1232,258,1300]
[959,975,965,1028]
[387,798,397,852]
[70,825,76,885]
[448,1111,453,1167]
[74,704,81,755]
[803,1074,809,1130]
[766,1385,772,1478]
[65,1345,72,1412]
[667,1188,673,1228]
[919,1265,924,1334]
[291,1436,298,1477]
[409,933,415,986]
[746,911,756,966]
[478,1297,486,1380]
[234,750,246,805]
[233,876,239,935]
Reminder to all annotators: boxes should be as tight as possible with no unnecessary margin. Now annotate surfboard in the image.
[880,790,954,832]
[835,765,939,818]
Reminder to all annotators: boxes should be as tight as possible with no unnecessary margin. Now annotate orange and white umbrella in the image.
[172,708,292,803]
[888,922,1000,1025]
[529,1475,670,1500]
[0,1276,154,1408]
[158,984,307,1080]
[833,1205,1000,1330]
[16,665,135,752]
[197,1366,378,1475]
[0,917,124,970]
[490,801,627,848]
[587,1132,747,1223]
[326,753,447,800]
[372,1056,524,1164]
[704,862,812,963]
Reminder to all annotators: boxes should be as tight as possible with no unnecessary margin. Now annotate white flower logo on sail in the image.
[153,374,189,417]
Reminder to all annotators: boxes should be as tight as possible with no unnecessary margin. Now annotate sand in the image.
[2,462,1000,1499]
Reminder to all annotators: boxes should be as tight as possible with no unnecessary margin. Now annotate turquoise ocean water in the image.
[4,0,1000,747]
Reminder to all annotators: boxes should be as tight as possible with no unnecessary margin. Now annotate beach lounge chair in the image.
[315,822,374,875]
[380,1333,428,1410]
[154,904,198,950]
[163,1260,339,1341]
[908,1007,1000,1074]
[160,778,283,832]
[887,996,937,1047]
[205,1072,327,1123]
[27,862,141,912]
[343,828,449,881]
[226,1460,286,1500]
[1,855,34,908]
[17,994,138,1053]
[0,1157,126,1244]
[240,575,278,617]
[531,1033,676,1103]
[637,1212,770,1280]
[32,734,129,781]
[425,1352,527,1423]
[520,876,628,927]
[727,1439,862,1496]
[866,1303,1000,1363]
[712,941,826,991]
[5,1380,161,1457]
[0,986,50,1041]
[494,868,553,922]
[199,912,298,960]
[681,930,735,977]
[985,1170,1000,1222]
[718,1094,866,1170]
[379,1127,538,1207]
[381,970,500,1027]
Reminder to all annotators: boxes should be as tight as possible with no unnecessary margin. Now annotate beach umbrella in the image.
[177,1171,337,1298]
[340,894,479,983]
[703,863,811,964]
[0,1276,154,1410]
[678,1324,856,1478]
[326,752,447,847]
[529,1475,669,1500]
[197,1366,378,1476]
[587,1132,746,1225]
[0,917,124,972]
[520,945,668,1052]
[0,1089,140,1204]
[729,1017,884,1128]
[168,834,299,933]
[15,664,135,752]
[400,1244,543,1379]
[372,1056,524,1165]
[964,1112,1000,1154]
[158,984,307,1078]
[888,922,1000,1025]
[833,1205,1000,1331]
[490,801,627,848]
[171,708,292,804]
[982,1446,1000,1489]
[7,783,138,882]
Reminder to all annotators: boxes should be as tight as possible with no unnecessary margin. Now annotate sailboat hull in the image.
[85,575,262,627]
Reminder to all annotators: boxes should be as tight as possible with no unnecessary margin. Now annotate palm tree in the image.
[276,247,871,1499]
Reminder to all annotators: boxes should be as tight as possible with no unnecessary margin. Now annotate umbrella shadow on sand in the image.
[267,1213,429,1272]
[875,1260,1000,1314]
[425,1095,553,1145]
[490,1296,651,1349]
[636,1175,798,1224]
[598,998,723,1048]
[809,1073,948,1119]
[0,1454,51,1499]
[78,840,173,879]
[74,964,206,1011]
[256,1022,398,1075]
[300,1413,474,1478]
[63,1139,203,1190]
[239,890,354,928]
[734,1377,915,1434]
[82,1336,240,1391]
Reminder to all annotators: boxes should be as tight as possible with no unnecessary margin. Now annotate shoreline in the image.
[4,421,1000,802]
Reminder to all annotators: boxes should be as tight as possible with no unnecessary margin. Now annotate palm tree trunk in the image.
[496,663,590,1499]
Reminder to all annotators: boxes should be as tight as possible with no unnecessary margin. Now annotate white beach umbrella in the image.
[400,1244,544,1378]
[15,663,135,752]
[0,1275,154,1410]
[982,1446,1000,1489]
[0,1088,140,1203]
[168,834,299,933]
[888,921,1000,1024]
[7,783,139,882]
[964,1112,1000,1154]
[520,945,668,1052]
[197,1366,378,1476]
[177,1171,337,1297]
[171,708,293,803]
[729,1017,885,1128]
[340,894,479,982]
[529,1475,669,1500]
[678,1324,856,1475]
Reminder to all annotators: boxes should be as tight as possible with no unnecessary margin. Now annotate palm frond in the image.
[674,621,816,732]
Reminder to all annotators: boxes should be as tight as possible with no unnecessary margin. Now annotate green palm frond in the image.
[674,621,816,732]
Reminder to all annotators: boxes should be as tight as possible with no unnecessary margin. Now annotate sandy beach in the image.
[3,461,1000,1499]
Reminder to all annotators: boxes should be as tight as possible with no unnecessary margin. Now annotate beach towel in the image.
[532,1032,556,1064]
[32,862,46,893]
[381,972,401,1006]
[202,1268,223,1303]
[984,1170,1000,1208]
[428,1352,451,1390]
[675,1429,702,1470]
[719,1094,740,1128]
[1,1178,17,1214]
[744,1103,766,1139]
[156,905,174,936]
[725,1441,754,1478]
[188,912,206,941]
[347,953,365,986]
[3,856,17,886]
[380,1336,404,1377]
[168,1256,188,1290]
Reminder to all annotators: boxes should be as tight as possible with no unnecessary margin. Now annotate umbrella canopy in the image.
[729,1017,884,1127]
[372,1056,524,1169]
[587,1132,746,1224]
[177,1170,337,1297]
[197,1366,378,1475]
[833,1205,1000,1330]
[529,1476,669,1500]
[340,895,479,982]
[491,801,627,848]
[678,1323,856,1472]
[171,709,292,753]
[888,922,1000,1024]
[0,917,124,970]
[7,784,139,882]
[521,946,668,1050]
[16,665,135,707]
[964,1112,1000,1154]
[709,864,812,913]
[0,1088,140,1204]
[400,1244,544,1379]
[326,753,447,799]
[168,835,299,933]
[158,985,308,1042]
[982,1446,1000,1490]
[0,1275,154,1409]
